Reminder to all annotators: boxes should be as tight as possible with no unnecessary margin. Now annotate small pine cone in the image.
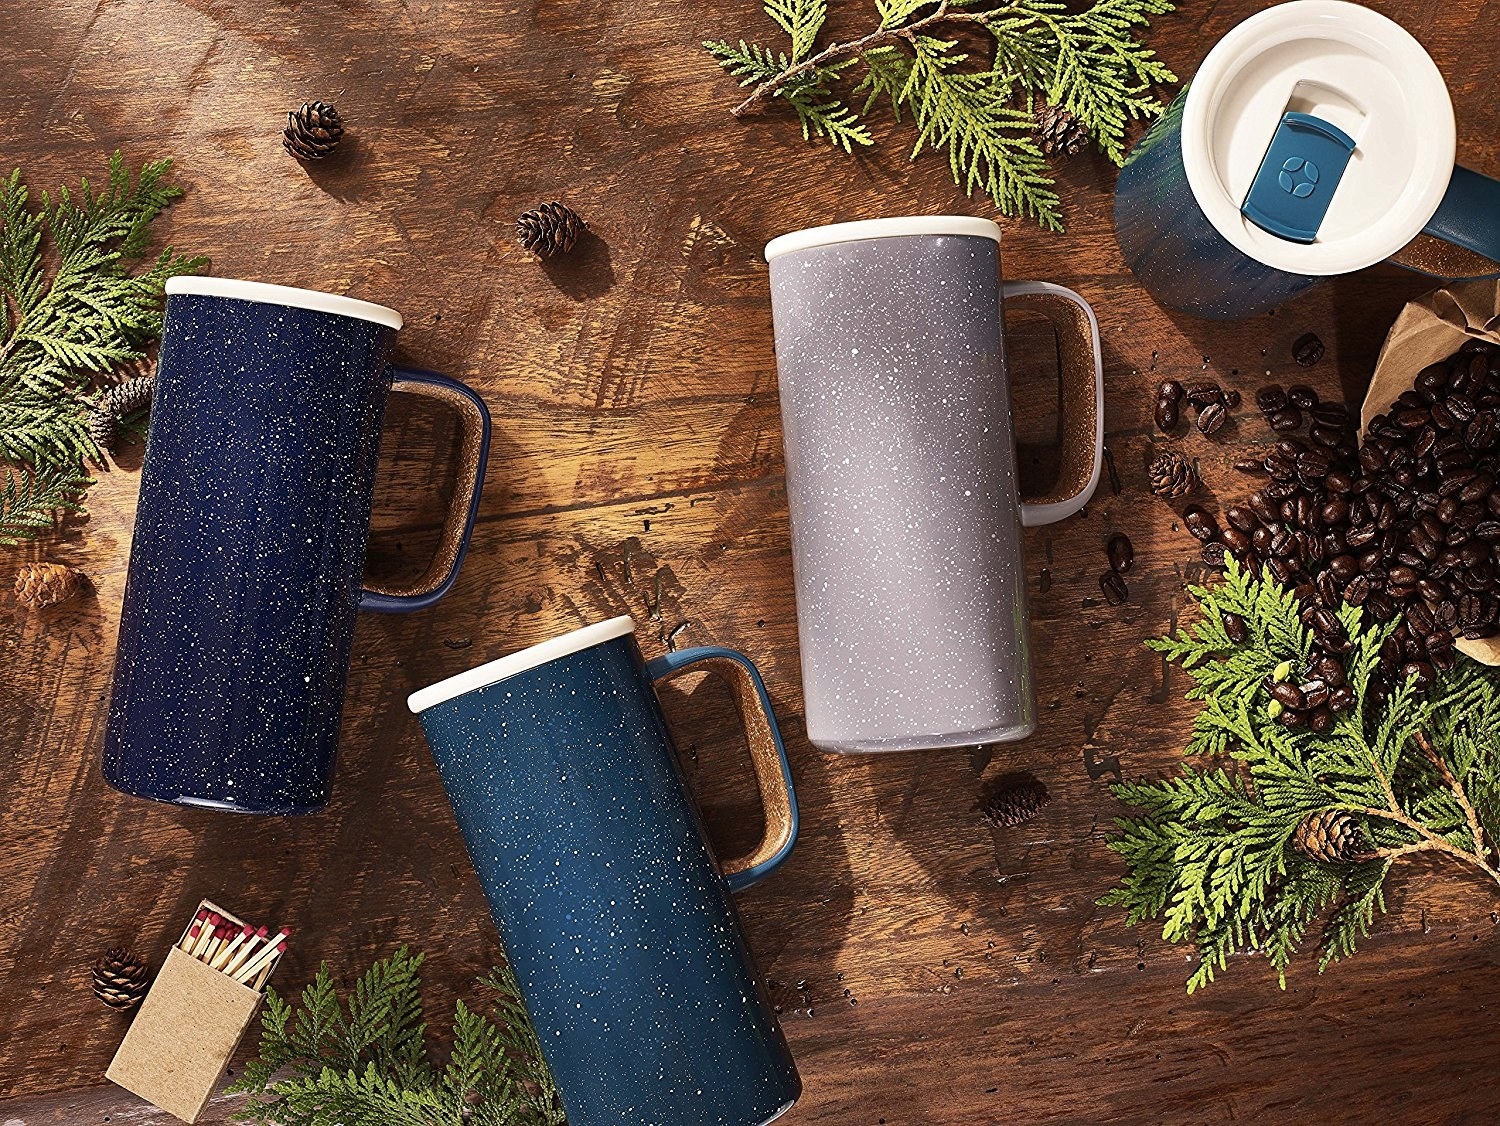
[981,772,1052,829]
[88,376,154,450]
[517,202,585,259]
[1035,102,1089,159]
[1148,450,1196,499]
[92,947,151,1010]
[1292,809,1372,864]
[283,101,345,160]
[14,562,85,608]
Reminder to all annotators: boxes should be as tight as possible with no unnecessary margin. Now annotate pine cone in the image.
[14,561,85,608]
[1035,102,1089,159]
[517,202,585,259]
[92,947,151,1010]
[87,376,154,451]
[283,101,345,160]
[1292,809,1372,864]
[981,772,1052,829]
[1148,450,1196,499]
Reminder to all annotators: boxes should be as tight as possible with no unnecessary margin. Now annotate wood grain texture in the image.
[3,0,1500,1122]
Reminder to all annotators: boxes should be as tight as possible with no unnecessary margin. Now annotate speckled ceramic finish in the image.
[769,232,1034,753]
[413,632,800,1126]
[103,291,486,815]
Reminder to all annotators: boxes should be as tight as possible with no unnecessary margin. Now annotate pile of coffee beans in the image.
[1191,340,1500,716]
[1156,378,1242,437]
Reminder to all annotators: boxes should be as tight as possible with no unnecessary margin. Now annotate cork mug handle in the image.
[359,366,491,613]
[646,647,799,892]
[1003,281,1105,527]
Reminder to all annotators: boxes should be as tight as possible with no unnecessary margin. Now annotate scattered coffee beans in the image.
[1107,533,1134,574]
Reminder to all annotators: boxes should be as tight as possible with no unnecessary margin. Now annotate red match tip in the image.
[278,927,292,937]
[241,924,254,936]
[195,908,209,919]
[256,925,270,938]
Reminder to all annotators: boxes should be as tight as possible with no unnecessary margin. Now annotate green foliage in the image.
[705,0,1176,229]
[232,947,566,1126]
[0,153,203,541]
[1103,558,1500,992]
[0,462,91,546]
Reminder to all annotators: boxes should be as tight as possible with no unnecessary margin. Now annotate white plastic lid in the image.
[165,277,404,330]
[406,616,637,713]
[765,216,1001,261]
[1182,0,1455,276]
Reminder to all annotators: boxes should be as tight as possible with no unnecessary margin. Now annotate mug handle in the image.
[646,646,799,892]
[1396,166,1500,280]
[1002,281,1105,527]
[359,366,492,613]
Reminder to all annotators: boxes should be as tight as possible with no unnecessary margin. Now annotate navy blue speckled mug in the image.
[103,278,490,815]
[408,616,800,1126]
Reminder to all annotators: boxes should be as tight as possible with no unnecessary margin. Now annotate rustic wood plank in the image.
[3,0,1499,1121]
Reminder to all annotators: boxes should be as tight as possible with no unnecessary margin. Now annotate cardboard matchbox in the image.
[106,899,275,1123]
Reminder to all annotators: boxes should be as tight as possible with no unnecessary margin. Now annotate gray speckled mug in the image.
[766,217,1104,753]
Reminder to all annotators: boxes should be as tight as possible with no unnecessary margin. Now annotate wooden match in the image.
[222,925,269,977]
[231,929,289,986]
[177,909,208,952]
[189,913,221,959]
[211,924,253,970]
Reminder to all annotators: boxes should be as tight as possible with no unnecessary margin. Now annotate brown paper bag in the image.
[1360,279,1500,665]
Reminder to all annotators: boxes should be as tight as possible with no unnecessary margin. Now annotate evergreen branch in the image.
[1105,559,1500,990]
[233,948,564,1126]
[0,461,90,546]
[0,153,202,540]
[708,0,1175,228]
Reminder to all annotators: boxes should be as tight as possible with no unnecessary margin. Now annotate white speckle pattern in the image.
[769,234,1036,752]
[417,635,799,1126]
[102,293,394,814]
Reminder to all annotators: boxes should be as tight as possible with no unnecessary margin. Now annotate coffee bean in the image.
[1310,402,1350,426]
[1292,333,1326,367]
[1252,525,1274,556]
[1466,411,1496,449]
[1309,424,1344,448]
[1154,397,1179,432]
[1222,612,1249,643]
[1249,492,1279,524]
[1233,455,1269,474]
[1343,574,1371,605]
[1158,380,1184,405]
[1222,528,1252,555]
[1197,401,1228,436]
[1461,472,1494,503]
[1315,656,1347,688]
[1186,380,1223,407]
[1316,568,1340,607]
[1271,681,1305,710]
[1225,389,1242,409]
[1099,570,1127,606]
[1287,384,1318,409]
[1269,406,1303,432]
[1401,660,1436,691]
[1201,541,1229,568]
[1308,706,1334,734]
[1327,685,1356,713]
[1183,506,1220,543]
[1256,384,1288,413]
[1278,708,1307,728]
[1432,401,1458,430]
[1225,505,1258,534]
[1107,533,1134,574]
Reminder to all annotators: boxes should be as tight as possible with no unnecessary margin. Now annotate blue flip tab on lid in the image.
[1240,111,1358,243]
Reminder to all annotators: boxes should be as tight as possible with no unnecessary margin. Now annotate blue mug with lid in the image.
[1115,0,1500,320]
[103,278,490,815]
[408,616,800,1126]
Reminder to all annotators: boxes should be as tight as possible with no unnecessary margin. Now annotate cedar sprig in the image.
[1103,558,1500,992]
[0,153,204,540]
[232,947,566,1126]
[705,0,1176,230]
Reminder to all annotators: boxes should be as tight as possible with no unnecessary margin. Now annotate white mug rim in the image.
[165,276,404,331]
[764,216,1002,262]
[407,616,638,713]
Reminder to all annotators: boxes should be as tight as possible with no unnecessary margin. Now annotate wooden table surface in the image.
[4,1,1500,1122]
